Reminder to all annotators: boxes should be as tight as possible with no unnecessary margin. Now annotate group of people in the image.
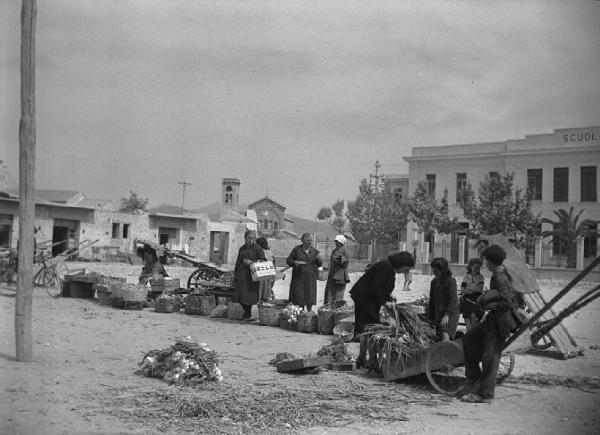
[233,232,521,404]
[233,230,351,319]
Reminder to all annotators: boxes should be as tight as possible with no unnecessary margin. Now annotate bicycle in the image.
[33,253,68,298]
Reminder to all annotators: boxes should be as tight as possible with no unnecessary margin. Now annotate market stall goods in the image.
[278,304,303,330]
[357,304,437,374]
[140,337,223,384]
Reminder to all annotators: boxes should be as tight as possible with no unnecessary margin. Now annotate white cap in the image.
[334,235,346,245]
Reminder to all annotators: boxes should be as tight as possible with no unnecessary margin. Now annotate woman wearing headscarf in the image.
[350,251,415,333]
[324,234,350,304]
[286,233,322,312]
[233,230,267,320]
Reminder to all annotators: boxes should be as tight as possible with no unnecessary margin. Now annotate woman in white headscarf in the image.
[324,234,350,304]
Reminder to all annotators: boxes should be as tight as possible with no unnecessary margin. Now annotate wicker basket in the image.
[297,311,318,333]
[278,314,298,331]
[185,294,216,316]
[227,302,245,320]
[155,296,181,313]
[333,307,354,326]
[317,300,348,335]
[258,304,282,326]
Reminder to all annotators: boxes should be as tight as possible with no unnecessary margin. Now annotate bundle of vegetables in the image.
[316,337,354,362]
[358,304,436,374]
[139,336,223,384]
[279,304,303,326]
[408,295,429,308]
[268,352,297,366]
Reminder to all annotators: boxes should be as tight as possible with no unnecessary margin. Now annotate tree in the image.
[330,199,346,233]
[316,206,332,221]
[346,179,408,245]
[120,191,149,212]
[407,181,457,240]
[541,207,595,268]
[459,172,536,239]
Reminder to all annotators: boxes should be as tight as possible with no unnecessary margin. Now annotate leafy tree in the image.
[316,206,333,221]
[459,172,536,239]
[346,179,408,245]
[541,207,595,268]
[120,191,149,212]
[330,199,346,233]
[407,181,457,239]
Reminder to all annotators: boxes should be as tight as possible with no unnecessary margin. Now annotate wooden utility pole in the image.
[177,180,191,213]
[15,0,37,362]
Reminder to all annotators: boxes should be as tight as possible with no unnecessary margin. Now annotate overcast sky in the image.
[1,0,599,217]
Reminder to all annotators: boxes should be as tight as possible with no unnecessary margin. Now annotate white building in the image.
[403,125,600,267]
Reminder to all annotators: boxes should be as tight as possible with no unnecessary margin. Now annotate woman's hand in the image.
[441,314,449,327]
[243,259,253,266]
[295,260,306,266]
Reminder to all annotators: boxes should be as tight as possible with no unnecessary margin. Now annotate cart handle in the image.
[503,255,600,350]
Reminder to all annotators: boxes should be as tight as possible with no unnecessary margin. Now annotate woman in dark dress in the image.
[324,234,350,304]
[234,230,267,320]
[350,251,415,334]
[427,257,459,342]
[286,233,322,312]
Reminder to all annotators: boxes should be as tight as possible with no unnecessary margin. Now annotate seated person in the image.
[138,246,168,285]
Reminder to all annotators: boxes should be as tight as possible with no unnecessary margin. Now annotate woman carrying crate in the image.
[234,230,267,320]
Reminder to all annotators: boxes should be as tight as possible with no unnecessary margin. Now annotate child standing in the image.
[460,258,485,331]
[427,257,459,342]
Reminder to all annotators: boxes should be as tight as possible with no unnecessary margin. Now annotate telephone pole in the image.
[177,180,192,214]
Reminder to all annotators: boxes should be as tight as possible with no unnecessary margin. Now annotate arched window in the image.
[273,221,279,230]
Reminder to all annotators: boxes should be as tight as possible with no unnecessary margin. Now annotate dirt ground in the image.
[1,262,599,434]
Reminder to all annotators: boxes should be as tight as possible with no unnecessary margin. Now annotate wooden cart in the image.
[362,242,600,396]
[134,239,235,297]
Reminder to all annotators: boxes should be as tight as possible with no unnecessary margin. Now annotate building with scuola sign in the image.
[403,125,600,268]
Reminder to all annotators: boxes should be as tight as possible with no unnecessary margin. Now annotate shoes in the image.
[456,380,479,398]
[460,393,492,404]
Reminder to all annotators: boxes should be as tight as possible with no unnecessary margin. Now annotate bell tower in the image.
[222,178,240,209]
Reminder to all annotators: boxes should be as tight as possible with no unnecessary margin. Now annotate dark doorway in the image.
[209,231,229,265]
[0,214,12,247]
[52,219,79,257]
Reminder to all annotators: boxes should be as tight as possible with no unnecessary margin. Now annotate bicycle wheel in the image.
[44,267,62,298]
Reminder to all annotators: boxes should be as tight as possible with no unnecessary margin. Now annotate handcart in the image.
[360,234,600,396]
[134,239,235,298]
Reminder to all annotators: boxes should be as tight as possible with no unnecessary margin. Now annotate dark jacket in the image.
[427,276,459,338]
[475,266,517,338]
[286,245,322,306]
[349,258,396,306]
[234,243,267,305]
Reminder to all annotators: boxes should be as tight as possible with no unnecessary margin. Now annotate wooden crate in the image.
[150,277,180,295]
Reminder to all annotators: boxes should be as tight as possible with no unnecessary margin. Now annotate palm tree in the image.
[542,207,595,268]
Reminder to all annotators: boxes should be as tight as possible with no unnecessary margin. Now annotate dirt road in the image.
[1,263,599,434]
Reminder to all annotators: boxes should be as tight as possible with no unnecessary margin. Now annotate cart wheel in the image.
[187,267,221,290]
[425,341,466,396]
[496,351,515,384]
[44,267,62,298]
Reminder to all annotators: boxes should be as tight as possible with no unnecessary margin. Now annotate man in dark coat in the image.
[460,244,519,403]
[350,251,415,333]
[234,230,267,320]
[286,233,322,312]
